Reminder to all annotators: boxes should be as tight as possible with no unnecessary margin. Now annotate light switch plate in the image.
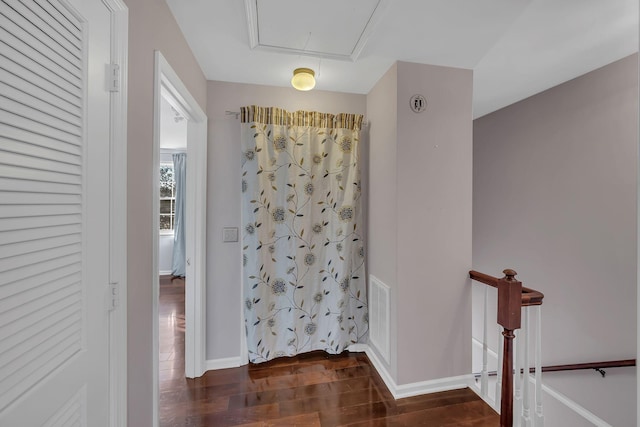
[223,227,238,242]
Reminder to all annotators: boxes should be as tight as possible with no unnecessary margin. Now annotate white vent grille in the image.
[369,275,390,364]
[0,0,84,411]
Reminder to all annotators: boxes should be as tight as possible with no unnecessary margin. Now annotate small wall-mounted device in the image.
[410,94,427,113]
[222,227,238,242]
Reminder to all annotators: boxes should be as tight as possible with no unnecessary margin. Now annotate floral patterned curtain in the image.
[241,105,367,363]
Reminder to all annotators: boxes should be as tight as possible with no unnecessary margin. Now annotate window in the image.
[160,163,176,233]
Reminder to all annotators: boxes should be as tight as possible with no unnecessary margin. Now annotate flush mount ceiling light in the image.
[291,68,316,91]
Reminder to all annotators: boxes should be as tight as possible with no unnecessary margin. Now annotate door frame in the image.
[104,1,128,426]
[152,51,208,424]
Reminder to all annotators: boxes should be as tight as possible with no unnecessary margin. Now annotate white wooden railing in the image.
[471,270,636,426]
[470,270,545,427]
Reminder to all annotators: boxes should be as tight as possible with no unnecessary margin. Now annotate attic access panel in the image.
[245,0,386,61]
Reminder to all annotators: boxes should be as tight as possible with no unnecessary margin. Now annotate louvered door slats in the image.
[0,191,81,205]
[0,25,81,94]
[0,69,82,118]
[0,289,79,343]
[0,286,80,333]
[0,95,82,136]
[0,308,80,372]
[0,215,81,236]
[0,122,82,155]
[4,0,82,52]
[0,326,80,395]
[0,241,80,271]
[0,25,81,88]
[0,0,85,413]
[0,151,82,176]
[0,5,82,68]
[0,253,81,290]
[2,340,80,411]
[0,164,81,186]
[0,110,81,146]
[0,52,81,108]
[0,235,80,264]
[1,82,82,127]
[0,204,81,218]
[0,265,81,302]
[0,69,81,118]
[31,0,81,40]
[0,139,81,165]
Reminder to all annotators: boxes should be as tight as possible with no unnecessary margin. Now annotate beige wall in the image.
[366,61,473,385]
[206,81,366,359]
[124,0,207,424]
[473,55,638,367]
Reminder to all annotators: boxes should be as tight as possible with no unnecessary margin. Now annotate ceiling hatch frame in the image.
[243,0,389,62]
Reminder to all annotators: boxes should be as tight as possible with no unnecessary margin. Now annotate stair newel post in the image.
[497,269,523,427]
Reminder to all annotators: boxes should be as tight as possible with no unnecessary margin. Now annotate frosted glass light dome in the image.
[291,68,316,91]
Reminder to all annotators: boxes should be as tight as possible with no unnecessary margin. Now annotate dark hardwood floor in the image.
[159,276,498,426]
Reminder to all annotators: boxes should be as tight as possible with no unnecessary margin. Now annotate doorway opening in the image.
[152,51,208,426]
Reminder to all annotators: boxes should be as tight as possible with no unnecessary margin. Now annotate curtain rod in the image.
[225,110,369,126]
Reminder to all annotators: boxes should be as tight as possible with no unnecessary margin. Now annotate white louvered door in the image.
[0,0,112,425]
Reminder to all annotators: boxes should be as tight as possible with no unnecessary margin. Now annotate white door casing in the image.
[0,0,125,425]
[152,51,207,426]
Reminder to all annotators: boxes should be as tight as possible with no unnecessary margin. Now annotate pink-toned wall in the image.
[473,54,638,367]
[366,64,399,378]
[366,61,473,385]
[124,0,207,424]
[205,81,366,360]
[395,62,473,384]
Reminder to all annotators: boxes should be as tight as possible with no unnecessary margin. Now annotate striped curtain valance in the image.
[241,105,364,131]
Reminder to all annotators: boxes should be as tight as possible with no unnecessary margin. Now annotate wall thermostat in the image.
[410,94,427,113]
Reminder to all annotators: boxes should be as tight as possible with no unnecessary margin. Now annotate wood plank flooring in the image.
[159,276,499,426]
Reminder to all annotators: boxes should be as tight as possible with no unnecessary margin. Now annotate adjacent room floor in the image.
[158,275,498,426]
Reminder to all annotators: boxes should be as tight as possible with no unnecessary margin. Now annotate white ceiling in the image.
[160,95,187,150]
[165,0,638,118]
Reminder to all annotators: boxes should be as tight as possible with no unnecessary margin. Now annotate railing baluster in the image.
[534,306,545,426]
[522,308,531,426]
[481,286,489,398]
[495,323,503,408]
[514,327,522,427]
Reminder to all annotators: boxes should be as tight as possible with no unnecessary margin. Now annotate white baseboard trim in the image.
[348,343,368,353]
[394,373,475,399]
[360,344,473,400]
[469,380,499,412]
[159,270,172,276]
[205,356,245,371]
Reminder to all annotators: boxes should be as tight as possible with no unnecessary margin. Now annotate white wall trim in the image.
[242,0,390,62]
[360,345,472,399]
[104,1,128,426]
[536,377,613,427]
[205,357,245,371]
[472,336,498,362]
[469,371,614,426]
[636,50,640,427]
[159,270,172,276]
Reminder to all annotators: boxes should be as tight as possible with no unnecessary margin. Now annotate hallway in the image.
[157,275,497,426]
